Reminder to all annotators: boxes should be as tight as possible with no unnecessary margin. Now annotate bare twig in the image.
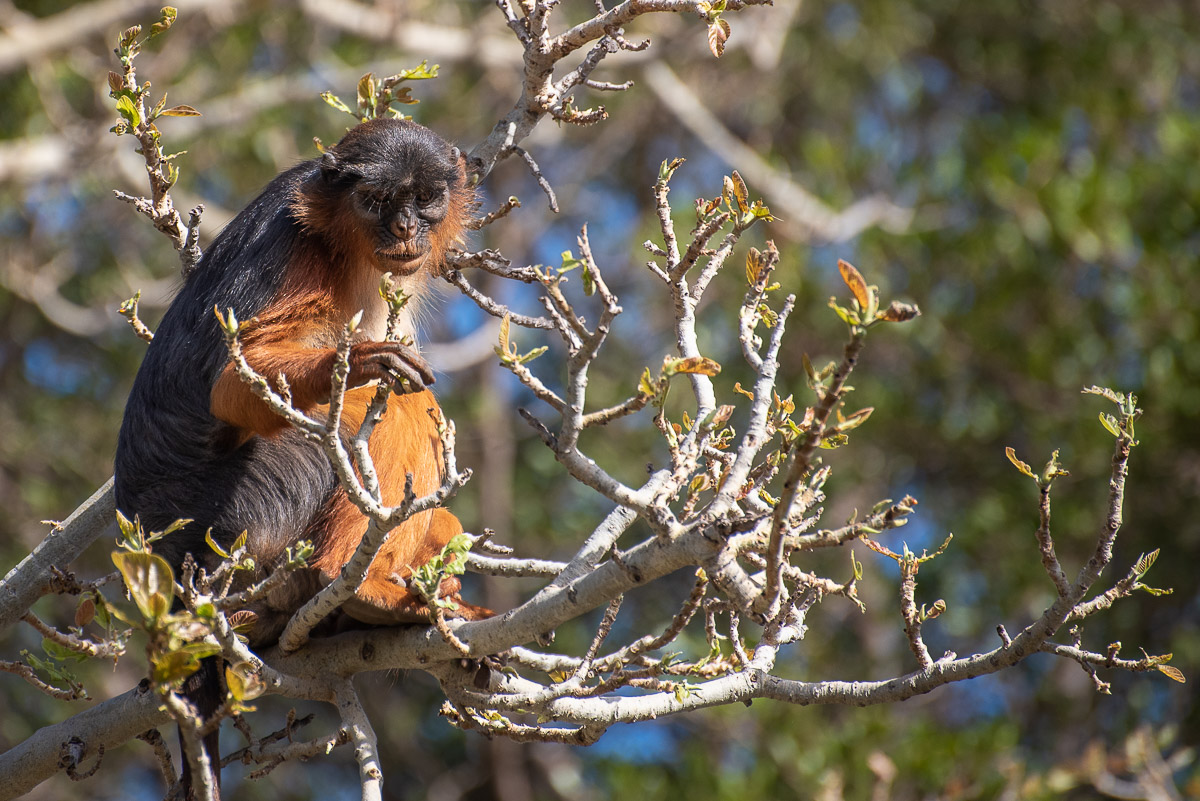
[0,659,88,701]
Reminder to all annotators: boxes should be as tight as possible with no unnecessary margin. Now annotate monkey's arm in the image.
[210,294,434,438]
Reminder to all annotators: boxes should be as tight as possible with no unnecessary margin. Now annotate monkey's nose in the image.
[389,216,416,240]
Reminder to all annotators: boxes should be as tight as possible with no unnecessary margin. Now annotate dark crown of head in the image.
[325,120,460,187]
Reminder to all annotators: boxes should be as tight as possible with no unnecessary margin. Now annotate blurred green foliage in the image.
[0,0,1195,798]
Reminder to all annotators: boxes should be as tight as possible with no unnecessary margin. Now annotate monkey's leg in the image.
[313,502,492,624]
[308,388,492,623]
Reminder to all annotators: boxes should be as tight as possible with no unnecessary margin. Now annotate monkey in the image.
[114,119,490,795]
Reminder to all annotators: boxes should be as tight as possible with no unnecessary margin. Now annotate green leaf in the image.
[639,367,656,398]
[819,433,849,449]
[178,640,221,659]
[225,662,265,701]
[115,510,137,544]
[357,72,377,112]
[748,200,775,221]
[498,313,511,352]
[119,25,142,50]
[158,104,200,118]
[837,259,871,311]
[205,529,229,559]
[925,599,947,620]
[1157,664,1186,683]
[1133,549,1160,578]
[837,407,874,432]
[287,540,315,565]
[115,95,141,128]
[24,650,77,686]
[827,298,860,327]
[1041,449,1070,482]
[151,650,200,684]
[870,498,895,515]
[707,17,731,58]
[745,247,765,287]
[112,551,175,622]
[225,664,246,701]
[658,157,685,182]
[666,356,722,376]
[516,346,548,365]
[729,170,749,214]
[391,60,439,81]
[214,305,239,334]
[42,638,86,663]
[1099,413,1120,436]
[802,353,818,384]
[149,6,177,37]
[1005,447,1036,479]
[320,92,354,117]
[160,518,191,537]
[92,596,112,628]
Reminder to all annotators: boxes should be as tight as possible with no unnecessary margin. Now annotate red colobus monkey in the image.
[115,119,489,795]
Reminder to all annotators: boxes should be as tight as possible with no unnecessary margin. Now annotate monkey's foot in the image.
[340,574,492,625]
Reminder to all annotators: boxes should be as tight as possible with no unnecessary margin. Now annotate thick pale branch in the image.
[335,683,383,801]
[0,683,168,801]
[0,478,115,632]
[465,552,567,578]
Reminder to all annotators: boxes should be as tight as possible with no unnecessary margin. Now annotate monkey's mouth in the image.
[376,247,429,274]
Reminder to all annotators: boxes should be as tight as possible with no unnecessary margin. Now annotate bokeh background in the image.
[0,1,1196,799]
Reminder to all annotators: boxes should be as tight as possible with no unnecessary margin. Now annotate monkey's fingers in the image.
[369,353,432,393]
[380,367,422,393]
[384,343,435,386]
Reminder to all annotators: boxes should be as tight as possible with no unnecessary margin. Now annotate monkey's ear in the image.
[320,151,340,177]
[450,146,470,182]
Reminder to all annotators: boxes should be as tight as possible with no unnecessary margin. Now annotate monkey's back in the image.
[114,161,336,569]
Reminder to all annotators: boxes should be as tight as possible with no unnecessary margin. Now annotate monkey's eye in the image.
[360,191,390,211]
[416,188,443,205]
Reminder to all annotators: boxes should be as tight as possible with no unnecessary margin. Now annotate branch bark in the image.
[0,478,115,633]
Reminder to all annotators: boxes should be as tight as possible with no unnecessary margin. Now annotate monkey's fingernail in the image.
[381,367,412,390]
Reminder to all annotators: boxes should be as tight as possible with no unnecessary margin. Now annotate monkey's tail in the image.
[177,656,223,800]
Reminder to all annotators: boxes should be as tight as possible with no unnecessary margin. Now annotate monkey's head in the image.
[297,119,470,276]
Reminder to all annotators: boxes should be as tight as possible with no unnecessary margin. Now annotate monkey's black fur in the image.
[116,162,329,570]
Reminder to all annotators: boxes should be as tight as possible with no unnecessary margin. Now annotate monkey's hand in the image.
[347,341,435,394]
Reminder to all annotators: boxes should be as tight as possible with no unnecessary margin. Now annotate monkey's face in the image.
[353,179,450,275]
[298,120,468,275]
